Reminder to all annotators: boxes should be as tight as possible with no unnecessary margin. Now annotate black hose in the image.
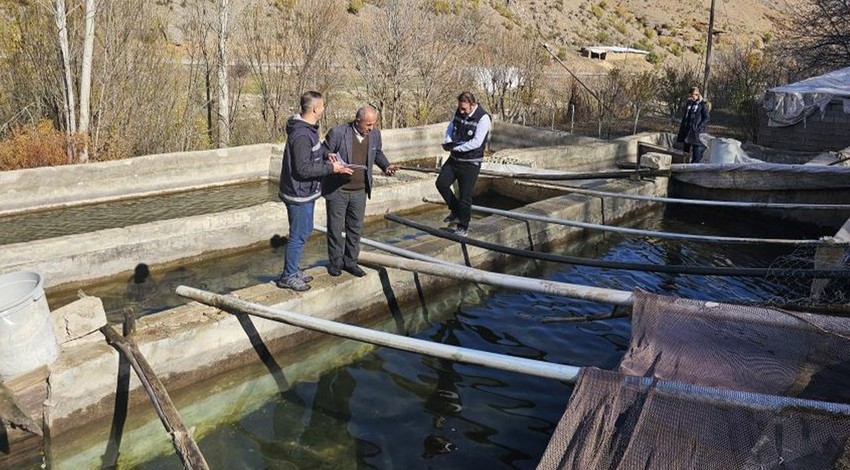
[385,214,850,279]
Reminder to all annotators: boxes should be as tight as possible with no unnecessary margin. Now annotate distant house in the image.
[580,46,649,61]
[470,66,523,94]
[760,67,850,151]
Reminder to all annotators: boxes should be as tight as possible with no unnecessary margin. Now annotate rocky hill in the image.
[486,0,800,71]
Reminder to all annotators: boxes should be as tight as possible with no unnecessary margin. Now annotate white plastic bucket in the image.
[0,271,59,381]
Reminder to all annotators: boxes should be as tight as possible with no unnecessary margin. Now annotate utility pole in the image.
[702,0,716,99]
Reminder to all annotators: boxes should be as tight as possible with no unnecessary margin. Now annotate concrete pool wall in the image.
[0,123,674,466]
[0,122,670,290]
[42,175,666,467]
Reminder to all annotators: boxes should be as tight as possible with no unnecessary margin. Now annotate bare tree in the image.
[215,0,230,147]
[0,4,65,136]
[624,70,659,134]
[290,0,348,96]
[656,60,701,121]
[407,9,480,125]
[475,27,546,122]
[713,42,789,140]
[182,0,217,147]
[238,0,347,140]
[77,0,96,162]
[90,0,186,158]
[53,0,77,161]
[784,0,850,74]
[239,4,295,141]
[589,68,630,138]
[351,0,423,128]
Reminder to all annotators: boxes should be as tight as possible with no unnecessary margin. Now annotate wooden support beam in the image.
[100,324,209,470]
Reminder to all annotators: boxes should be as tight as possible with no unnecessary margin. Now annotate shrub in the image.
[690,43,705,54]
[633,38,653,52]
[646,51,664,65]
[0,120,73,171]
[595,30,610,43]
[558,46,568,60]
[494,2,514,20]
[613,20,627,34]
[430,0,450,14]
[347,0,363,14]
[670,42,684,57]
[590,4,603,18]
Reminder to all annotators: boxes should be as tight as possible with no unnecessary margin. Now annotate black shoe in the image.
[443,213,458,224]
[328,265,342,277]
[343,264,367,277]
[453,226,468,237]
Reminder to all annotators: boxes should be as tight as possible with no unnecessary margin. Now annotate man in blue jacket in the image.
[322,105,398,277]
[277,91,352,291]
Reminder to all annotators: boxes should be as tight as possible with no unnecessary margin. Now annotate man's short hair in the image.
[356,105,378,120]
[457,91,476,105]
[300,91,323,113]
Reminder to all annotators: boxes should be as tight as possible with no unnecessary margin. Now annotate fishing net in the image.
[758,242,850,309]
[537,290,850,470]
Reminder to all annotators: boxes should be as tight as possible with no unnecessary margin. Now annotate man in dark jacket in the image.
[276,91,352,291]
[322,105,398,277]
[436,91,491,237]
[676,86,710,163]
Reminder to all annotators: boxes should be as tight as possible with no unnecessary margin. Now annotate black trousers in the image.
[325,190,367,269]
[435,158,481,229]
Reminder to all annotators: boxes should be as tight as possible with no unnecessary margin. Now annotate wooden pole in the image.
[702,0,716,97]
[100,325,209,470]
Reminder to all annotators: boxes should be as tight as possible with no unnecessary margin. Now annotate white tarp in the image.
[763,67,850,127]
[700,134,763,164]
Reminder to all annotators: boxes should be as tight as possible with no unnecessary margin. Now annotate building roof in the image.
[581,46,649,55]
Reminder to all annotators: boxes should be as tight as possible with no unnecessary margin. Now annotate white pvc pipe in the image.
[359,252,634,306]
[514,180,850,210]
[314,225,451,265]
[175,286,581,382]
[422,197,836,246]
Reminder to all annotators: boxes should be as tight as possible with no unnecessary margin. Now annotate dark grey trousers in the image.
[325,190,367,268]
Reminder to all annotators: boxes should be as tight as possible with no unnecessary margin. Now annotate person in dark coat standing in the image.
[676,87,710,163]
[436,92,491,237]
[276,91,352,291]
[322,105,398,277]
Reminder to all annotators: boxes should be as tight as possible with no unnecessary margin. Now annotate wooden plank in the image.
[100,324,209,470]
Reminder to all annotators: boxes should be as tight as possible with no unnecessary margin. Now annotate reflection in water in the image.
[122,207,834,469]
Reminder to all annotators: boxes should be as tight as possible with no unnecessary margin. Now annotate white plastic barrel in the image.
[0,271,59,381]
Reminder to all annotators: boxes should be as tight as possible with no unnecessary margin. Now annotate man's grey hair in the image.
[356,105,379,120]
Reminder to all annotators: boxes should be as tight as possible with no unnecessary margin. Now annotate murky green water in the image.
[0,180,279,245]
[46,193,522,322]
[124,206,831,469]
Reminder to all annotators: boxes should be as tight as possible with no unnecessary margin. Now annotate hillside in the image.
[156,0,801,71]
[489,0,800,71]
